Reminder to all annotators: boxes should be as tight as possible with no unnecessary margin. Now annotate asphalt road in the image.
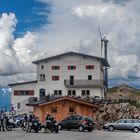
[0,129,140,140]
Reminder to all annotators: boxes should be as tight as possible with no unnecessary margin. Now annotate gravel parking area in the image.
[0,129,140,140]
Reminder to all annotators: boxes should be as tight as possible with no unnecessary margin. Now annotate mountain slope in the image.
[107,84,140,101]
[109,77,140,89]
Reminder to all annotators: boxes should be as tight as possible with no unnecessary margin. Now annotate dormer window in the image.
[41,65,44,69]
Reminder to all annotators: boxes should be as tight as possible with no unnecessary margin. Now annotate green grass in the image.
[135,91,140,95]
[108,86,118,93]
[129,101,140,108]
[107,85,140,108]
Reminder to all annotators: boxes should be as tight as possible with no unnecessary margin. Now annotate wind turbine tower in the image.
[103,37,109,89]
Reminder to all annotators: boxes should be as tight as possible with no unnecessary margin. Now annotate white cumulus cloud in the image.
[0,13,45,86]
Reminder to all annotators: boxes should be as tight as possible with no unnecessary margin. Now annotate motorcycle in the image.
[5,117,17,131]
[27,118,41,133]
[45,119,59,133]
[5,116,28,131]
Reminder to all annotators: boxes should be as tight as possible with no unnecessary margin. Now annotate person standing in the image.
[45,113,51,132]
[0,110,5,131]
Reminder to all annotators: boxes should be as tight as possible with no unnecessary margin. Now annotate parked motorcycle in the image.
[45,119,59,133]
[27,118,42,133]
[5,116,28,131]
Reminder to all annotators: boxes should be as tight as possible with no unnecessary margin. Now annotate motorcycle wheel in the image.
[21,122,28,131]
[55,128,59,133]
[6,124,13,131]
[34,128,38,133]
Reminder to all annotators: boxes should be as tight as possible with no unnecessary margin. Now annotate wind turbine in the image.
[98,26,109,60]
[98,26,109,90]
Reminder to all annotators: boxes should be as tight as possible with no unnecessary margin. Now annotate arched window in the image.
[39,88,45,100]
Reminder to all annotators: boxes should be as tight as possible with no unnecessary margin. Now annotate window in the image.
[17,103,20,109]
[52,65,60,70]
[54,90,57,95]
[69,107,75,113]
[54,90,62,96]
[59,90,62,95]
[86,90,90,96]
[68,90,76,96]
[52,76,59,81]
[72,90,76,96]
[117,119,125,123]
[41,65,44,69]
[39,89,45,100]
[81,90,90,96]
[40,74,45,81]
[126,119,134,123]
[14,90,34,96]
[70,75,74,85]
[86,65,94,70]
[68,65,76,70]
[88,75,92,80]
[51,107,57,113]
[81,90,85,96]
[68,90,71,96]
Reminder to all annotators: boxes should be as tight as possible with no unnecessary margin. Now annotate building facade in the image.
[9,52,109,113]
[34,52,109,99]
[9,81,37,114]
[27,96,99,123]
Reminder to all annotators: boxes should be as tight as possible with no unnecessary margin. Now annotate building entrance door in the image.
[70,75,74,85]
[39,88,45,100]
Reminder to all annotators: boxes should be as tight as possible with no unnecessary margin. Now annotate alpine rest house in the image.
[9,51,109,114]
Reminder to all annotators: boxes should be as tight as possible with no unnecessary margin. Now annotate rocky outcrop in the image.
[95,103,140,129]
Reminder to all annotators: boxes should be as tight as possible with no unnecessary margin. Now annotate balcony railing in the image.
[64,79,106,88]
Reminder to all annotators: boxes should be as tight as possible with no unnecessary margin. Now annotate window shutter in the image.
[92,65,94,69]
[14,90,19,96]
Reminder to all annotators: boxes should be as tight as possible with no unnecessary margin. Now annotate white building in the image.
[9,52,109,113]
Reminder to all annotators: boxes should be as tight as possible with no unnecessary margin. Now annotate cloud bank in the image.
[37,0,140,78]
[0,13,45,86]
[0,0,140,86]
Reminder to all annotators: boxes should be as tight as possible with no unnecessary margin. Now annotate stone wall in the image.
[95,103,140,129]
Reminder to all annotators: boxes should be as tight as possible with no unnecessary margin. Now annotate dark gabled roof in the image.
[8,80,37,87]
[32,52,110,67]
[27,96,100,109]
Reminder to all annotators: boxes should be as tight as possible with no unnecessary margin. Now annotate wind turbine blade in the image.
[98,27,102,39]
[98,26,103,57]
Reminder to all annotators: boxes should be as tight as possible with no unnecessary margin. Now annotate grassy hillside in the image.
[107,84,140,105]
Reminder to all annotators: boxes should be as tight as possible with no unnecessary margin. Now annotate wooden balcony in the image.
[64,79,106,88]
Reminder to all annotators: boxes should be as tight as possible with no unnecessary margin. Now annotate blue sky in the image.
[0,0,49,37]
[0,0,140,88]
